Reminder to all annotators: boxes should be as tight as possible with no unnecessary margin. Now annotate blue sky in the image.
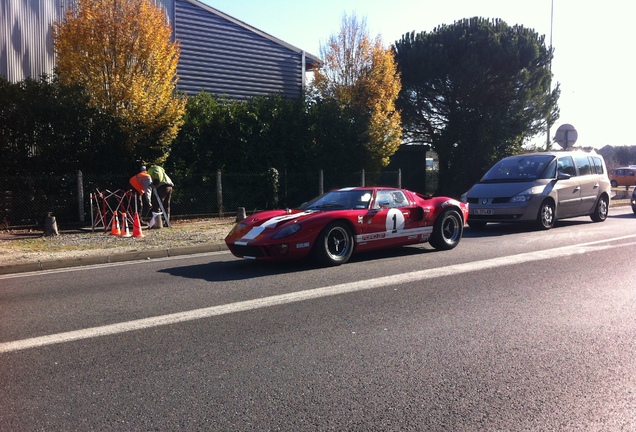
[201,0,635,149]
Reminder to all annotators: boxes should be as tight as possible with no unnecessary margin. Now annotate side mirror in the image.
[557,172,571,180]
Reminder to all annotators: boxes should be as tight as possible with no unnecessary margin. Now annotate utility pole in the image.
[546,0,554,150]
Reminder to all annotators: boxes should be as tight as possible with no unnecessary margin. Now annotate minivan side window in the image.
[591,156,604,174]
[557,156,576,177]
[574,155,592,175]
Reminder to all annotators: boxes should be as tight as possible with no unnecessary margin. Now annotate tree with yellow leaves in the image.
[53,0,185,163]
[313,13,402,171]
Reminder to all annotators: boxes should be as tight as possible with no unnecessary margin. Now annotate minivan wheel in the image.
[535,200,555,230]
[590,195,609,222]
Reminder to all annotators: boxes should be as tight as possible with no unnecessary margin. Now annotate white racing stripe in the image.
[2,236,636,354]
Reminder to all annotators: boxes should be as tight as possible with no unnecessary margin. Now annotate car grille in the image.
[470,214,523,220]
[468,197,511,204]
[229,244,271,258]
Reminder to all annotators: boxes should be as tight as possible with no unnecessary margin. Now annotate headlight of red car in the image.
[271,223,301,239]
[227,221,249,237]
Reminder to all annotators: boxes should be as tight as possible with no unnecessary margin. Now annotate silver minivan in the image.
[461,151,611,229]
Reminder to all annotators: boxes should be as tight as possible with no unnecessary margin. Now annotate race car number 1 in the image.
[386,208,405,233]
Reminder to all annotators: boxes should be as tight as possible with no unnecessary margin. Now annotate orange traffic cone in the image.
[132,212,144,238]
[110,211,121,236]
[120,212,132,237]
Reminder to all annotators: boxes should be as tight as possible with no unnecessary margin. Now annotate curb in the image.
[0,242,229,276]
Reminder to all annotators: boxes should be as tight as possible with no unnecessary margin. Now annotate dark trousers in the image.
[152,185,173,218]
[137,192,151,217]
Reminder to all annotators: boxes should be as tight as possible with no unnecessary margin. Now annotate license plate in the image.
[473,208,494,215]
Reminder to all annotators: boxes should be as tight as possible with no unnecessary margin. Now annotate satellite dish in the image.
[554,124,578,149]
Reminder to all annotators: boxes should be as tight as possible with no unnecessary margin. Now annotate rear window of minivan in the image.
[575,155,592,175]
[574,155,605,176]
[591,156,604,174]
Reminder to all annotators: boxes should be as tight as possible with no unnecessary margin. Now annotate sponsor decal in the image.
[356,226,433,243]
[296,242,311,249]
[361,232,387,241]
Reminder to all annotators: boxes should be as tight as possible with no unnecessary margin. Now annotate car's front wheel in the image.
[429,209,463,250]
[313,221,354,266]
[535,199,555,230]
[590,195,609,222]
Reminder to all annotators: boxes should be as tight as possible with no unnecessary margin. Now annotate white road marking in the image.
[2,236,636,353]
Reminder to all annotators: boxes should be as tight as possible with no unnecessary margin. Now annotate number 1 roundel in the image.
[386,208,405,233]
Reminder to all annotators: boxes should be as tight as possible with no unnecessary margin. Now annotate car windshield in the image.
[298,189,373,210]
[480,155,556,182]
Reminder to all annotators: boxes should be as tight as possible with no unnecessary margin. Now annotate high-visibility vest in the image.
[148,166,174,187]
[129,172,152,195]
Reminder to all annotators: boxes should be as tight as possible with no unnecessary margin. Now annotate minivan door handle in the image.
[573,186,581,192]
[593,183,599,189]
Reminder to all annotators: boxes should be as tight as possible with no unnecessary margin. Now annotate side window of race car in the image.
[373,190,408,209]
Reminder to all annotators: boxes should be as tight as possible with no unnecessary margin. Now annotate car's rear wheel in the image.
[429,209,463,250]
[611,180,618,187]
[535,199,555,230]
[590,195,609,222]
[313,221,354,266]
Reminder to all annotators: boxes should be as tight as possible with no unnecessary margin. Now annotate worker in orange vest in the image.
[129,165,153,216]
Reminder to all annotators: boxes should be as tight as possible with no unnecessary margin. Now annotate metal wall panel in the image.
[0,0,69,82]
[174,0,303,100]
[1,0,317,101]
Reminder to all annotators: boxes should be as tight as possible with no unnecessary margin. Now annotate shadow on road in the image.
[158,245,435,282]
[461,219,590,238]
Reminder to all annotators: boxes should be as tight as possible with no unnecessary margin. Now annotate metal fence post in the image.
[361,169,365,186]
[319,169,324,195]
[398,168,402,189]
[216,169,223,217]
[77,170,85,224]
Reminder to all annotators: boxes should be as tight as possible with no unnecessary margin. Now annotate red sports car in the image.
[225,187,469,266]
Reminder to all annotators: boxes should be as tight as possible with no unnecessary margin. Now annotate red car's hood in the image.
[227,209,320,243]
[242,209,319,229]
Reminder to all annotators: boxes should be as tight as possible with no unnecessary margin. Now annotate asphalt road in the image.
[1,207,636,431]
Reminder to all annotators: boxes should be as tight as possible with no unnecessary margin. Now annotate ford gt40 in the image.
[225,187,469,266]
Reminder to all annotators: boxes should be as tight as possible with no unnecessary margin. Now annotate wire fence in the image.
[0,168,439,229]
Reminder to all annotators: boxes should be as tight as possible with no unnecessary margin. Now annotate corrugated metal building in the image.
[0,0,321,100]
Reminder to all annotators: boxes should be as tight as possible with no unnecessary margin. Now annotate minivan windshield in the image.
[480,155,556,182]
